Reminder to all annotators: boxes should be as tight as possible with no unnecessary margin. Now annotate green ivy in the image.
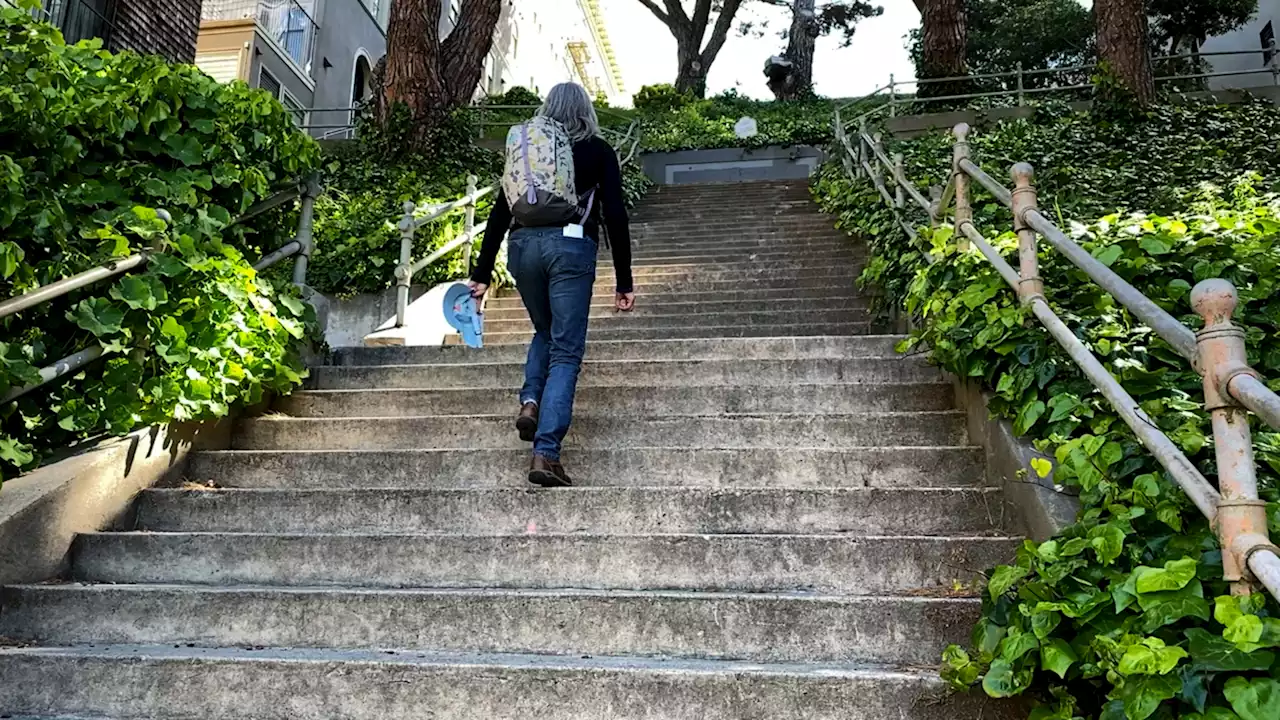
[0,3,321,481]
[813,99,1280,719]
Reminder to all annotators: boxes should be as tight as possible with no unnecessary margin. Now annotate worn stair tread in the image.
[331,335,906,365]
[276,382,958,417]
[131,486,1005,535]
[231,411,969,451]
[0,584,980,665]
[475,322,881,343]
[186,446,989,489]
[70,531,1019,594]
[311,357,938,391]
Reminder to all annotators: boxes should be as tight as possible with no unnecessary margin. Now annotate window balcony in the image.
[203,0,318,72]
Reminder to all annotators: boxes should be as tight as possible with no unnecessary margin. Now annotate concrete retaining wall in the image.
[0,419,233,585]
[641,146,825,185]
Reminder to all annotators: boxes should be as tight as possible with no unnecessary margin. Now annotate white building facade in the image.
[470,0,627,105]
[1199,0,1280,90]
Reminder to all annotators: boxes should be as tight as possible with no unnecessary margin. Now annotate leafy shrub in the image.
[0,4,320,480]
[481,86,542,107]
[638,92,837,152]
[632,84,696,113]
[813,99,1280,719]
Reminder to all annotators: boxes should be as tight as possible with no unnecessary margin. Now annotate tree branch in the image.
[441,0,503,106]
[690,0,714,46]
[635,0,671,25]
[699,0,745,65]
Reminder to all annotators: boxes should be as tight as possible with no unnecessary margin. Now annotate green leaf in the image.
[1185,628,1274,672]
[110,274,167,311]
[0,436,35,467]
[1094,245,1124,266]
[982,658,1032,698]
[1113,673,1182,720]
[988,564,1030,600]
[1140,237,1172,255]
[1117,637,1187,676]
[1088,523,1126,565]
[1138,581,1210,633]
[1030,457,1053,479]
[0,241,23,279]
[1040,638,1077,678]
[1134,557,1198,593]
[1224,677,1280,720]
[69,298,125,337]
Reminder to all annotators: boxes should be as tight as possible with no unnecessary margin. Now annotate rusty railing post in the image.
[462,174,477,273]
[394,201,416,328]
[952,123,974,251]
[1193,279,1278,596]
[892,153,906,208]
[1010,163,1043,303]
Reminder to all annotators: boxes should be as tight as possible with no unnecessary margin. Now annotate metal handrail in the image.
[839,41,1279,131]
[840,121,1280,602]
[1,176,323,405]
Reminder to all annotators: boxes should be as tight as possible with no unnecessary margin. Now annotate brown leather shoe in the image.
[516,402,538,442]
[529,455,572,487]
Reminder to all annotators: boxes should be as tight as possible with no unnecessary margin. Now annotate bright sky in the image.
[599,0,924,102]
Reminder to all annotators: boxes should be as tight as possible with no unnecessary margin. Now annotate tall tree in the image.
[1148,0,1258,54]
[379,0,503,143]
[1095,0,1155,104]
[909,0,1093,91]
[634,0,748,97]
[915,0,967,97]
[756,0,882,100]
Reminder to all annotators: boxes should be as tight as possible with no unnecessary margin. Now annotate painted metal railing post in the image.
[1016,62,1025,105]
[857,121,869,178]
[892,153,906,208]
[394,201,416,328]
[929,186,943,227]
[952,123,974,251]
[291,173,322,288]
[1192,279,1278,595]
[888,74,897,117]
[1010,163,1044,303]
[461,174,478,273]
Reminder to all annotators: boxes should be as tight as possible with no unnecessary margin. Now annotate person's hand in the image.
[616,291,636,312]
[467,280,489,299]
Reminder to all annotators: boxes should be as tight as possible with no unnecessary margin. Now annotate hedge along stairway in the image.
[0,180,1021,719]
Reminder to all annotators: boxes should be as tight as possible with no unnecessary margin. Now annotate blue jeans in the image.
[508,226,597,461]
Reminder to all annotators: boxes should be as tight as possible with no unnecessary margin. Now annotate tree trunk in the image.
[440,0,503,106]
[919,0,967,98]
[675,36,708,97]
[381,0,439,125]
[772,0,816,100]
[1095,0,1155,105]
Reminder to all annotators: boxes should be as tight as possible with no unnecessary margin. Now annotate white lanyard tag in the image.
[564,223,585,239]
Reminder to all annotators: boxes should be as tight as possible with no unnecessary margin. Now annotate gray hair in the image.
[538,83,600,142]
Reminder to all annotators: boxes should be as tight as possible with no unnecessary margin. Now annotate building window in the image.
[257,66,305,128]
[43,0,117,46]
[1263,22,1276,66]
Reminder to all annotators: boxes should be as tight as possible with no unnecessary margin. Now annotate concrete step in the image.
[613,246,858,266]
[331,335,904,365]
[278,383,956,418]
[1,584,981,665]
[133,487,1003,535]
[634,223,840,240]
[482,308,871,334]
[485,285,880,310]
[478,320,880,343]
[583,270,862,295]
[188,446,988,490]
[71,532,1018,593]
[624,238,852,257]
[231,412,969,451]
[605,258,860,281]
[482,294,873,320]
[635,212,831,226]
[311,356,940,391]
[0,645,1022,720]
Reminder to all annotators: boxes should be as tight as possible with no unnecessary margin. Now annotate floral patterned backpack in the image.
[502,116,593,227]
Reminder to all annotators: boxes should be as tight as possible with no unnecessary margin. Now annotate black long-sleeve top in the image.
[470,135,634,293]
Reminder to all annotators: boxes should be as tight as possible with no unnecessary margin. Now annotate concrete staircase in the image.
[0,180,1019,719]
